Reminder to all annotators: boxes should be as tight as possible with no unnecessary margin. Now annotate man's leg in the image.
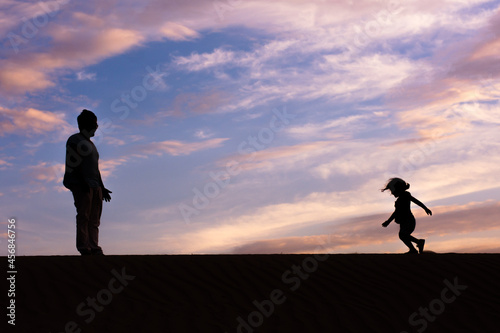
[72,186,92,255]
[88,187,103,255]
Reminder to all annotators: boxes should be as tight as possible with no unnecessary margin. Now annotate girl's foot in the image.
[404,250,418,255]
[417,239,425,254]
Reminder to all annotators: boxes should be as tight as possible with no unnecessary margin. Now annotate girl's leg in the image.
[409,235,419,243]
[399,231,418,252]
[417,239,425,254]
[405,219,425,253]
[399,221,418,253]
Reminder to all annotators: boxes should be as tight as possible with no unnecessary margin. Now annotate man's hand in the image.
[425,208,432,216]
[103,188,112,202]
[382,220,390,228]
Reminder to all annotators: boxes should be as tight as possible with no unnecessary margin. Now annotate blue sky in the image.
[1,0,500,255]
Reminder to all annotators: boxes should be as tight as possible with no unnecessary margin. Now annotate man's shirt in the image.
[63,133,102,189]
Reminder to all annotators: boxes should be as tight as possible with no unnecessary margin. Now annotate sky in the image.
[1,0,500,255]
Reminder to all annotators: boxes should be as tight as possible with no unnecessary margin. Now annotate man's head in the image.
[77,109,98,137]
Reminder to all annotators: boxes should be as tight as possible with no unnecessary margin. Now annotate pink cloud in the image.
[2,0,496,99]
[231,235,353,254]
[21,156,131,188]
[0,107,71,136]
[0,66,54,93]
[19,138,230,187]
[231,201,500,253]
[387,11,500,118]
[469,37,500,61]
[0,1,207,95]
[218,141,333,172]
[100,157,130,180]
[160,22,199,41]
[170,90,233,116]
[0,158,13,171]
[0,25,144,94]
[468,11,500,61]
[0,0,66,36]
[22,162,65,189]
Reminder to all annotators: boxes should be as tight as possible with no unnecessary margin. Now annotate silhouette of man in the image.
[63,109,111,255]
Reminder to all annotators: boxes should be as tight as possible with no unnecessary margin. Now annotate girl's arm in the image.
[382,211,395,227]
[410,196,432,215]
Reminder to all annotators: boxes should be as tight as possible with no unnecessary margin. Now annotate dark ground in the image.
[5,254,500,332]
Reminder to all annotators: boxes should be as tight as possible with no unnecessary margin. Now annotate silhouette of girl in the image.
[381,178,432,254]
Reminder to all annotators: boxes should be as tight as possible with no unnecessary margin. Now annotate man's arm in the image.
[63,137,86,189]
[410,196,432,215]
[98,172,112,202]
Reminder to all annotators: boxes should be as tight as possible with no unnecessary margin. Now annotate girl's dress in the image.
[395,191,415,235]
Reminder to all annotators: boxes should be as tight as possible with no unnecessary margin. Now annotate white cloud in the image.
[194,129,214,139]
[131,138,229,157]
[174,48,235,71]
[105,136,126,146]
[170,42,422,114]
[287,113,387,140]
[76,71,96,81]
